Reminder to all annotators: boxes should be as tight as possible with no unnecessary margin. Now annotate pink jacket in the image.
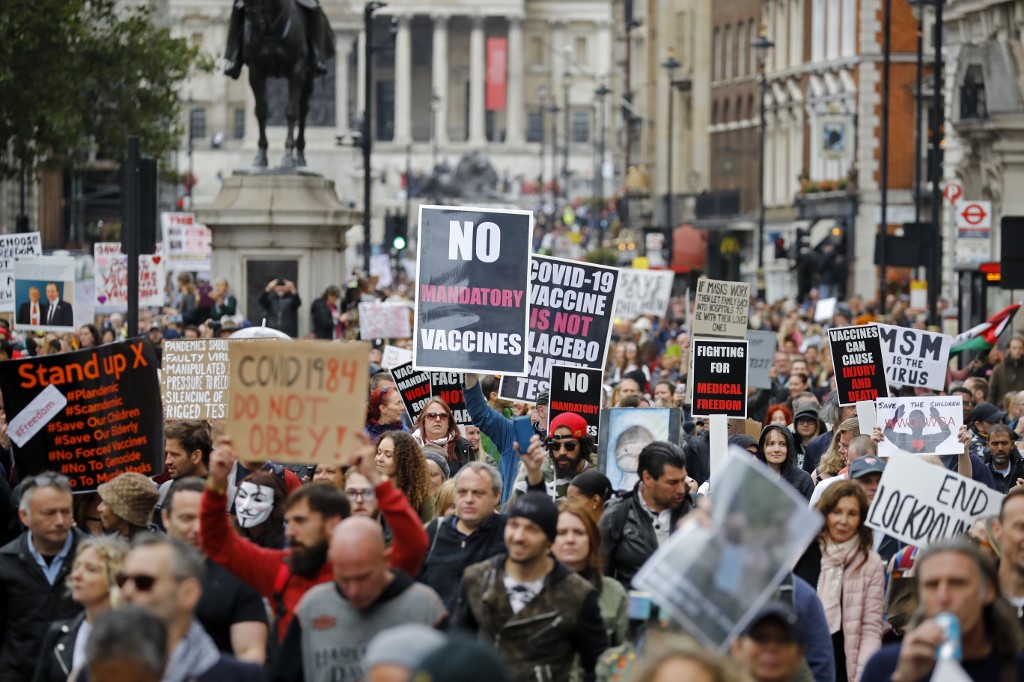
[836,548,885,681]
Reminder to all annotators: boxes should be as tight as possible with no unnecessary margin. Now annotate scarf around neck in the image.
[164,621,220,682]
[817,536,860,634]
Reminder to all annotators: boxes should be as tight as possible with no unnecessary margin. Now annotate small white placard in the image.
[9,384,67,448]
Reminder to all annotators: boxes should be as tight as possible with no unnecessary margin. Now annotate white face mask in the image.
[235,482,275,528]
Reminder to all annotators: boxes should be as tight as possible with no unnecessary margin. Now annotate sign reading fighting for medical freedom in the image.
[875,324,952,392]
[690,338,749,418]
[414,205,532,375]
[693,278,750,338]
[499,255,618,403]
[828,325,888,406]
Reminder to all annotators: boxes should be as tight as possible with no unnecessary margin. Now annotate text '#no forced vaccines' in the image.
[0,338,162,491]
[227,340,369,464]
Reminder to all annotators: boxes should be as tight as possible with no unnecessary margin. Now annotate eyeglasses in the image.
[23,472,70,491]
[345,488,376,500]
[546,439,579,454]
[115,573,159,592]
[424,412,449,421]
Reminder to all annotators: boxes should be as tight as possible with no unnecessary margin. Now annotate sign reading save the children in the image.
[414,205,533,375]
[227,341,368,463]
[875,324,952,392]
[875,396,963,457]
[866,454,1002,548]
[828,325,888,406]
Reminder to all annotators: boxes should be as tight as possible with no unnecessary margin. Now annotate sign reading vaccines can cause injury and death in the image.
[414,205,533,375]
[227,341,368,464]
[875,324,952,392]
[692,278,751,338]
[0,232,41,313]
[499,255,618,403]
[866,454,1002,549]
[828,325,889,406]
[161,339,232,420]
[390,361,431,423]
[690,338,749,418]
[548,365,604,441]
[611,269,673,320]
[0,338,162,491]
[875,396,963,457]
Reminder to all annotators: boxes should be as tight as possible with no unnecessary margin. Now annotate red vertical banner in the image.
[486,37,508,111]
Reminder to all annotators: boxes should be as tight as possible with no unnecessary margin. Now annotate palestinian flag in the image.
[950,301,1022,355]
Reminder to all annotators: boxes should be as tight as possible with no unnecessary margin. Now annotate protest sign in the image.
[380,344,413,370]
[500,255,618,403]
[94,242,165,310]
[161,212,212,272]
[814,297,837,322]
[611,269,673,319]
[875,396,963,457]
[875,323,952,391]
[746,330,777,390]
[866,454,1002,548]
[690,338,748,418]
[390,361,431,422]
[414,205,532,375]
[226,340,368,463]
[598,408,681,491]
[430,371,470,425]
[0,339,162,491]
[548,366,603,442]
[692,278,750,338]
[828,325,888,405]
[369,253,393,289]
[358,302,411,340]
[161,339,232,420]
[0,232,41,312]
[634,451,823,649]
[14,256,77,333]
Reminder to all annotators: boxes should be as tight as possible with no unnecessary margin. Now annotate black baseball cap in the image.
[741,600,800,640]
[970,402,1007,425]
[849,456,886,479]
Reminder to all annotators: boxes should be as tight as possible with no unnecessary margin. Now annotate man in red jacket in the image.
[200,432,428,641]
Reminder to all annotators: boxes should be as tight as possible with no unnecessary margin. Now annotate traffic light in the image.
[774,236,786,260]
[392,213,408,251]
[794,227,809,257]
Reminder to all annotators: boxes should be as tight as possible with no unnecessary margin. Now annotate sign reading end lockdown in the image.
[828,324,888,406]
[690,338,748,418]
[414,205,532,375]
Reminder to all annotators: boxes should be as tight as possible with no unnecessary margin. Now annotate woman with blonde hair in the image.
[812,418,861,484]
[34,536,129,682]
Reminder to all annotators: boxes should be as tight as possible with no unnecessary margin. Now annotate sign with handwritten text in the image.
[94,242,165,310]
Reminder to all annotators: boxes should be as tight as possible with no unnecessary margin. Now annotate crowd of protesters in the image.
[0,279,1023,682]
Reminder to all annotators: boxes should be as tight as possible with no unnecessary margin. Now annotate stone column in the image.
[356,29,366,113]
[551,22,566,102]
[335,33,353,130]
[468,15,486,144]
[505,17,525,145]
[393,15,412,144]
[432,15,449,146]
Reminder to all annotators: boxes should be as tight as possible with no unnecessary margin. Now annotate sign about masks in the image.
[692,278,750,338]
[548,366,603,442]
[0,232,41,312]
[866,454,1002,549]
[161,339,233,421]
[746,330,777,390]
[414,205,532,375]
[875,324,952,392]
[634,451,823,650]
[358,302,411,340]
[390,361,431,423]
[0,338,162,491]
[875,396,963,457]
[430,372,470,425]
[828,325,888,406]
[611,268,673,319]
[690,338,749,418]
[499,255,618,403]
[227,341,368,463]
[94,242,165,310]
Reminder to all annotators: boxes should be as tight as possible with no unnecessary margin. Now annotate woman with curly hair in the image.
[375,431,434,522]
[812,418,861,484]
[233,470,288,549]
[366,386,408,440]
[412,397,475,477]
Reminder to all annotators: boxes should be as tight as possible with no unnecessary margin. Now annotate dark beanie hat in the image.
[507,492,559,541]
[413,634,509,682]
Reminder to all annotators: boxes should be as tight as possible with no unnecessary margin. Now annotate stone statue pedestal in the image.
[196,171,361,337]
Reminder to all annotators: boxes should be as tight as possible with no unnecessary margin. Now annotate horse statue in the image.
[418,151,504,200]
[225,0,335,168]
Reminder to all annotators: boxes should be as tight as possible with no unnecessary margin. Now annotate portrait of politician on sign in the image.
[14,279,75,333]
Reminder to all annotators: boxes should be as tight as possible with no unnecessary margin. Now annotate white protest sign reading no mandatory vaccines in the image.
[875,324,952,392]
[866,454,1002,549]
[875,396,963,457]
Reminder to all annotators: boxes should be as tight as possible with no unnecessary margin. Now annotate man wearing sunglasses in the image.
[513,412,595,504]
[0,473,83,682]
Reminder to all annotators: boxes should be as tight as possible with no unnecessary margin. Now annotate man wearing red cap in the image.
[513,411,594,504]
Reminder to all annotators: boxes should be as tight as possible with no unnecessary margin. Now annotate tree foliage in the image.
[0,0,209,178]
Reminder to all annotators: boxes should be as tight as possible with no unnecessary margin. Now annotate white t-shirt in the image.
[503,574,545,614]
[809,473,847,508]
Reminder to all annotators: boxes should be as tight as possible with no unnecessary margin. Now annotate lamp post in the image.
[187,95,194,210]
[562,49,571,209]
[753,28,774,301]
[594,83,610,220]
[549,99,560,207]
[928,0,944,327]
[362,0,386,275]
[661,50,680,260]
[537,84,548,199]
